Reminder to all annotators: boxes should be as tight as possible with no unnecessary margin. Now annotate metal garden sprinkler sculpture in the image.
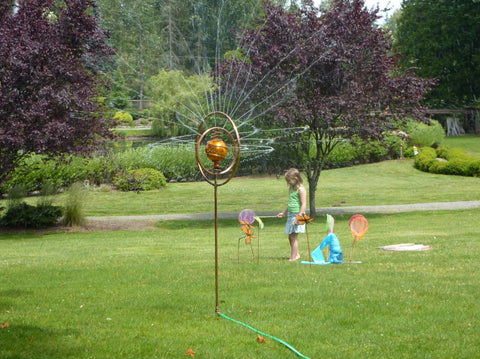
[195,113,310,358]
[195,111,240,313]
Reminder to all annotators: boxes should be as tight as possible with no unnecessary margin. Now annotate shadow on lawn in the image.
[0,324,81,358]
[0,289,81,358]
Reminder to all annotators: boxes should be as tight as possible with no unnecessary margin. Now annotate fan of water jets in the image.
[98,0,311,161]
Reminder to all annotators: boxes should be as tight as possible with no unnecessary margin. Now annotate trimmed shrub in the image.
[0,203,62,229]
[113,111,134,127]
[413,147,437,172]
[414,146,480,177]
[113,168,167,191]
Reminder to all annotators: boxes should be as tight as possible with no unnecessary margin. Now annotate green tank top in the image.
[288,187,301,213]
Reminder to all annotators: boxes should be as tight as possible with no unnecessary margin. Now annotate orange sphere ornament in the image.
[205,138,228,169]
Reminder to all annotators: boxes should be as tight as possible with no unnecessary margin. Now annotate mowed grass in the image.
[1,209,480,358]
[8,159,476,217]
[1,137,480,357]
[443,135,480,158]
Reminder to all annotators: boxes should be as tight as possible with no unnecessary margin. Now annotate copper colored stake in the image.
[305,225,312,267]
[214,177,220,313]
[195,112,240,314]
[257,227,260,265]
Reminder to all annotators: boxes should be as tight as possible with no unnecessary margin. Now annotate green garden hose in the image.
[218,312,311,359]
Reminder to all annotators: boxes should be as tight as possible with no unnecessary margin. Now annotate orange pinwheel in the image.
[295,214,313,265]
[295,213,313,225]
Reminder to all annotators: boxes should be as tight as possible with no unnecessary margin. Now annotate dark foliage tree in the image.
[217,0,434,217]
[0,0,115,184]
[395,0,480,108]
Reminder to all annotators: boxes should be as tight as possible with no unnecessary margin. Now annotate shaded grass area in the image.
[1,210,479,358]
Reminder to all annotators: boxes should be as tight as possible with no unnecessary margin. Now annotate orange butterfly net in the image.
[348,214,369,263]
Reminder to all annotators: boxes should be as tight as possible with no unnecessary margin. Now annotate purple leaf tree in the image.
[0,0,115,184]
[217,0,435,217]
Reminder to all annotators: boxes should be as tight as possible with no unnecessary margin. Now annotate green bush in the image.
[110,98,130,109]
[113,111,134,127]
[2,154,64,193]
[2,154,116,194]
[414,146,480,177]
[113,168,167,191]
[406,119,445,148]
[325,140,356,167]
[0,203,62,229]
[1,145,198,193]
[147,144,200,181]
[413,147,437,172]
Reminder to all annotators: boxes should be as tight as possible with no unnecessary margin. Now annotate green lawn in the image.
[1,210,479,358]
[1,136,480,358]
[443,135,480,158]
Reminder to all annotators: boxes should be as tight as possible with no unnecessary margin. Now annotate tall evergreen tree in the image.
[395,0,480,107]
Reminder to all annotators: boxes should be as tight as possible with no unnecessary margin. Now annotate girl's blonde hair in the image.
[285,168,303,189]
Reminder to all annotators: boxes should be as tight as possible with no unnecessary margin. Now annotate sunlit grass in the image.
[443,135,480,158]
[2,159,474,218]
[1,209,479,358]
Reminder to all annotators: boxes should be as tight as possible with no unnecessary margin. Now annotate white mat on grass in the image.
[378,243,432,251]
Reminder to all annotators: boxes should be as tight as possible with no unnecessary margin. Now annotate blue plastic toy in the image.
[301,214,343,265]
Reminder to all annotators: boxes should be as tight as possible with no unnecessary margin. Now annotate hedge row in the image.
[4,121,443,195]
[1,134,407,195]
[1,144,199,195]
[414,147,480,177]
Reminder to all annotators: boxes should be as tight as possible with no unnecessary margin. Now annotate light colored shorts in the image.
[285,212,305,234]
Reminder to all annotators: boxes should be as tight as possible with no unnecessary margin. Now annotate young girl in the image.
[277,168,307,261]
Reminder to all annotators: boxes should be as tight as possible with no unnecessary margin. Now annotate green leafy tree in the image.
[148,69,214,137]
[97,0,266,106]
[98,0,168,109]
[395,0,480,107]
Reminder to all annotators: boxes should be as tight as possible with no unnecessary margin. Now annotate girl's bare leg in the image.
[288,233,300,261]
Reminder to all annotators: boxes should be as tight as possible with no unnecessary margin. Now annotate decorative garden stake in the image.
[196,113,310,358]
[195,112,240,313]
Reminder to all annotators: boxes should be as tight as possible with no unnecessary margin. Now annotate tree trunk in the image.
[138,31,144,111]
[308,179,317,218]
